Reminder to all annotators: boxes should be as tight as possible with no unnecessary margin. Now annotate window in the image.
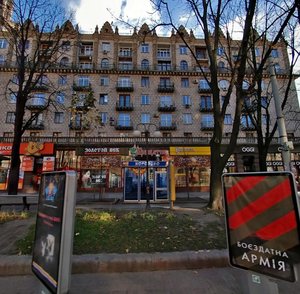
[183,113,192,124]
[242,80,250,90]
[102,42,111,52]
[78,76,90,86]
[118,61,133,70]
[160,114,172,127]
[218,80,229,91]
[157,61,171,71]
[53,132,61,138]
[201,114,214,128]
[255,47,260,56]
[0,39,8,49]
[196,48,207,59]
[99,94,108,105]
[141,113,150,124]
[119,94,131,107]
[180,60,188,70]
[141,59,149,70]
[141,94,150,105]
[224,114,232,125]
[181,78,189,88]
[100,76,109,86]
[99,112,108,124]
[118,77,132,87]
[157,48,170,58]
[30,93,46,106]
[79,42,93,56]
[118,113,131,126]
[79,62,92,69]
[101,58,109,69]
[56,93,65,104]
[119,47,132,57]
[199,79,210,90]
[218,61,226,70]
[160,96,172,107]
[6,112,15,123]
[58,75,67,85]
[182,95,191,106]
[141,77,150,87]
[60,57,69,67]
[217,47,224,56]
[31,112,43,125]
[262,114,268,125]
[3,132,13,137]
[271,49,279,58]
[62,41,70,51]
[54,112,64,124]
[179,45,188,55]
[0,55,5,65]
[200,96,212,110]
[12,75,19,85]
[9,93,16,103]
[141,43,149,53]
[241,114,254,129]
[274,63,282,74]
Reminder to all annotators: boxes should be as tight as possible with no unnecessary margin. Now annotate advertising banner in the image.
[42,157,55,172]
[21,156,34,171]
[222,172,300,282]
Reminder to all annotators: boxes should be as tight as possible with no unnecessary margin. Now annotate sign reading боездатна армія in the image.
[222,172,300,282]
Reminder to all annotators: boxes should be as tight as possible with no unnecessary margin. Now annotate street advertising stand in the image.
[31,171,77,294]
[222,172,300,293]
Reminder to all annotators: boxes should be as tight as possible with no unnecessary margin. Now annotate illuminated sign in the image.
[0,143,54,156]
[222,172,300,282]
[169,146,211,156]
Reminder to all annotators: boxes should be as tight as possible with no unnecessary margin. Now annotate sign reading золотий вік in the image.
[222,172,300,282]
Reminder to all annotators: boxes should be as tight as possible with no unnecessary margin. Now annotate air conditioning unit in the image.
[185,104,190,108]
[103,50,108,54]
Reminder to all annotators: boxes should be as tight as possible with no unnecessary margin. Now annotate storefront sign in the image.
[0,142,54,156]
[22,156,34,171]
[80,147,120,156]
[170,146,211,156]
[42,157,55,172]
[127,161,168,167]
[241,146,256,153]
[222,172,300,282]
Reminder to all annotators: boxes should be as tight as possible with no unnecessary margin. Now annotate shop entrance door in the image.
[155,171,168,201]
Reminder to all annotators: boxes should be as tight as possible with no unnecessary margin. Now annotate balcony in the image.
[198,86,212,93]
[241,125,255,131]
[199,105,213,112]
[32,83,49,91]
[115,124,134,130]
[116,102,134,111]
[200,122,214,130]
[27,122,45,130]
[159,123,177,131]
[69,122,90,130]
[72,83,92,92]
[157,83,174,93]
[158,104,176,112]
[26,102,47,110]
[116,82,134,92]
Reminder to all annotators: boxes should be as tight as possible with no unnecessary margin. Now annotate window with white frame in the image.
[157,48,170,58]
[54,112,64,124]
[141,77,150,87]
[6,112,15,123]
[99,94,108,105]
[118,77,131,87]
[200,95,212,110]
[183,113,192,124]
[141,113,150,124]
[0,39,8,49]
[141,43,149,53]
[179,45,188,55]
[99,112,108,124]
[199,79,210,90]
[58,75,67,85]
[181,78,189,88]
[201,114,214,128]
[102,42,111,52]
[182,95,191,106]
[100,76,109,86]
[180,60,188,70]
[217,47,225,56]
[30,93,46,106]
[118,113,131,126]
[100,58,109,69]
[160,114,172,127]
[160,96,172,107]
[141,59,150,70]
[9,93,17,103]
[224,114,232,125]
[78,76,90,86]
[56,92,65,104]
[0,55,5,65]
[271,49,279,58]
[141,94,150,105]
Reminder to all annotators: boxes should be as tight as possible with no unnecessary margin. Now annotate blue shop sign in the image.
[128,161,167,167]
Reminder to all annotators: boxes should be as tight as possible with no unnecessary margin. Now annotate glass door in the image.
[140,167,154,201]
[155,170,168,201]
[124,168,139,201]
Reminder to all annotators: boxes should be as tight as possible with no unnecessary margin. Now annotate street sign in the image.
[222,171,300,282]
[32,171,77,293]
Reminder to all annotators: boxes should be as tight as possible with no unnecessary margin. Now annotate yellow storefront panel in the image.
[169,146,211,156]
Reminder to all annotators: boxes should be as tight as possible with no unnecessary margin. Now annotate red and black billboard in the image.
[222,172,300,282]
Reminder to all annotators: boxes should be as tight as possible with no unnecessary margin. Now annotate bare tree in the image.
[149,0,298,210]
[0,0,74,194]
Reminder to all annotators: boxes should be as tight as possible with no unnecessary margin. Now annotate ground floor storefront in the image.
[1,142,300,200]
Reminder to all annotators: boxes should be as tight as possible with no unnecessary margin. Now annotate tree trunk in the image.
[7,137,21,195]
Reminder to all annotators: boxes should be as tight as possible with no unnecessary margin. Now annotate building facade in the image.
[0,21,299,200]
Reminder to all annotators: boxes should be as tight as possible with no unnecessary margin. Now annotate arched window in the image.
[218,79,229,91]
[59,57,69,67]
[180,60,188,70]
[101,58,109,69]
[141,59,149,70]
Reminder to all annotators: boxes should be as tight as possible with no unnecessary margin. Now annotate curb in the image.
[0,250,228,276]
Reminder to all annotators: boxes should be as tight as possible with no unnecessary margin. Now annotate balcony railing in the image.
[199,105,213,112]
[159,123,177,131]
[157,83,174,93]
[201,122,214,130]
[158,104,176,112]
[27,122,45,130]
[72,83,92,92]
[116,82,134,92]
[114,124,134,130]
[116,102,134,111]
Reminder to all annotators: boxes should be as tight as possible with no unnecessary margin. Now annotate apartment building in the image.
[0,20,299,201]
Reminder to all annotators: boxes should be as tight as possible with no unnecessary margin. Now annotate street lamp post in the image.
[133,123,162,209]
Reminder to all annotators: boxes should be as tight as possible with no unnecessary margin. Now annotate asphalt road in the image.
[1,267,300,294]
